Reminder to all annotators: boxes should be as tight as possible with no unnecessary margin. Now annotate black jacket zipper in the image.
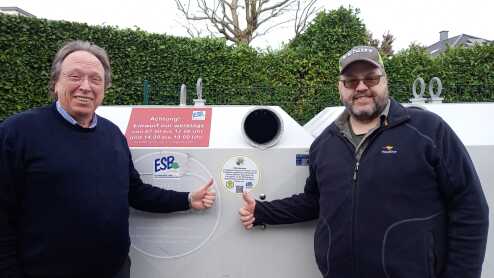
[352,160,360,278]
[338,125,386,278]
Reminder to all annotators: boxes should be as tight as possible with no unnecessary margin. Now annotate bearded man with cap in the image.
[239,45,489,278]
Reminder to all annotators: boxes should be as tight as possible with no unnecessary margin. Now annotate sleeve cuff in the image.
[187,192,192,209]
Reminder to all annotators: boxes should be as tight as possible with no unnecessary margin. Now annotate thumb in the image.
[201,178,214,191]
[242,192,255,208]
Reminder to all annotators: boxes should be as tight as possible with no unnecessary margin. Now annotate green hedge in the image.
[0,14,275,120]
[1,9,493,124]
[385,44,494,102]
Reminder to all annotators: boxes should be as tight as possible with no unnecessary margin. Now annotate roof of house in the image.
[427,34,491,56]
[0,6,35,17]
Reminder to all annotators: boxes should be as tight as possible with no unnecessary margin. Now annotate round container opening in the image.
[242,108,283,148]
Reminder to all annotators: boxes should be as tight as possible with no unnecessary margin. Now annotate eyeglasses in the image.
[63,72,104,86]
[340,75,382,89]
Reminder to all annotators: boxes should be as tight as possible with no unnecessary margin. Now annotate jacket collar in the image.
[386,98,410,127]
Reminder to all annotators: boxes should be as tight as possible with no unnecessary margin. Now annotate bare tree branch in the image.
[258,0,291,14]
[252,18,292,40]
[174,0,317,45]
[174,19,204,37]
[294,0,320,36]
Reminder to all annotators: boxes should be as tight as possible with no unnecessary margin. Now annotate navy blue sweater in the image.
[254,99,489,278]
[0,103,189,278]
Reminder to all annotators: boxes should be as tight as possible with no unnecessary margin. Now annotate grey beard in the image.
[346,99,386,123]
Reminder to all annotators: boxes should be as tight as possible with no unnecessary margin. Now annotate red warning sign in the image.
[125,108,212,147]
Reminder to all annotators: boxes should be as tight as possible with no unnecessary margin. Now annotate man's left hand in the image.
[189,179,216,210]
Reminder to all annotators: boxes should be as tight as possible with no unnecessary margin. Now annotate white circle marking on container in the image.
[129,151,220,259]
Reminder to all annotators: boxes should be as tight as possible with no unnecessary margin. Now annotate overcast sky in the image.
[1,0,493,51]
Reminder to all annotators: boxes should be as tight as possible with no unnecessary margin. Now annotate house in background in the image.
[0,7,35,17]
[427,30,491,56]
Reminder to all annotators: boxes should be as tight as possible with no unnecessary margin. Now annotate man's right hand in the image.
[239,192,256,230]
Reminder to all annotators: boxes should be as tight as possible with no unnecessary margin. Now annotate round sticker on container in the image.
[221,156,259,194]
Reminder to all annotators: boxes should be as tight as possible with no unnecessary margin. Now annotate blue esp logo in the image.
[192,110,206,120]
[154,156,179,172]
